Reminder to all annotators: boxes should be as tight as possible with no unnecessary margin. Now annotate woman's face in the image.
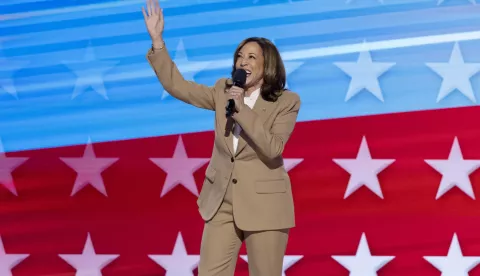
[235,41,264,90]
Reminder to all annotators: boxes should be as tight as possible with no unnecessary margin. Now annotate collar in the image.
[245,87,260,101]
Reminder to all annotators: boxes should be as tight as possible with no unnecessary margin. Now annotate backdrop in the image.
[2,0,480,275]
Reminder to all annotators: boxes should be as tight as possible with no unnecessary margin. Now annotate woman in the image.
[142,0,301,275]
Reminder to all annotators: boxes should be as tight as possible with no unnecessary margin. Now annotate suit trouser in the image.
[197,181,289,276]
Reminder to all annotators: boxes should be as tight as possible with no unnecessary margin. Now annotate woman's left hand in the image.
[228,86,246,113]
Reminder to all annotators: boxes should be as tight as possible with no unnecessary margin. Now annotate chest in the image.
[212,89,278,155]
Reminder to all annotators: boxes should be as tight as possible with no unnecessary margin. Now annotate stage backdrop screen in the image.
[1,0,480,275]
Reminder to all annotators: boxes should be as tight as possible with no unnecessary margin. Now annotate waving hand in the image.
[142,0,164,47]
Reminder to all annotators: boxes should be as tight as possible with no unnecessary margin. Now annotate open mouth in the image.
[245,70,252,77]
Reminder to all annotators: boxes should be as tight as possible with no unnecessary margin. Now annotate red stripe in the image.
[4,106,480,275]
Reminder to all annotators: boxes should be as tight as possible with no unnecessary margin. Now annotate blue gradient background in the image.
[1,0,480,152]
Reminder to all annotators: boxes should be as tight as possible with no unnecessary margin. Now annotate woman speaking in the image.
[142,0,301,275]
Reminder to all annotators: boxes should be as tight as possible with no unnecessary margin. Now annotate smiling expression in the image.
[235,41,265,94]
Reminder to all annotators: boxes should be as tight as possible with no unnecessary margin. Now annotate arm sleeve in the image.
[146,45,219,110]
[232,93,301,160]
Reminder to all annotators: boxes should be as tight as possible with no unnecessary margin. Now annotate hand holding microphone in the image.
[229,86,245,111]
[226,69,247,117]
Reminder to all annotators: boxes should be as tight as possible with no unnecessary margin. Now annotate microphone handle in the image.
[226,99,235,117]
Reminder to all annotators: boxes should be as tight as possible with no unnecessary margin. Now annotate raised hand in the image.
[142,0,164,47]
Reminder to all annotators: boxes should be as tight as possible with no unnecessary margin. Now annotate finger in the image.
[148,0,153,17]
[152,0,158,15]
[155,0,161,14]
[142,7,146,19]
[159,6,164,23]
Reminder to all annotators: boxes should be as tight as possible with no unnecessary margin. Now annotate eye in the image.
[249,55,256,59]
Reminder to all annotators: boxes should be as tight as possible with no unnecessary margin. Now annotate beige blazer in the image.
[146,45,301,231]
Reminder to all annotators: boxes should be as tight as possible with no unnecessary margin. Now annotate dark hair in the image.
[228,37,286,102]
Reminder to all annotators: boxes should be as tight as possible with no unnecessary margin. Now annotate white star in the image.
[240,254,303,276]
[284,61,304,89]
[150,135,210,197]
[161,39,210,100]
[271,39,304,89]
[60,137,119,197]
[426,41,480,103]
[437,0,476,5]
[59,233,119,276]
[62,43,119,100]
[0,138,28,196]
[0,43,28,99]
[332,232,395,276]
[424,233,480,275]
[334,43,395,102]
[284,158,303,172]
[0,236,29,276]
[425,137,480,200]
[149,232,200,276]
[333,136,395,199]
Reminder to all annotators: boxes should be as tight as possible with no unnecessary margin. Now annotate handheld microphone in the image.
[226,69,247,117]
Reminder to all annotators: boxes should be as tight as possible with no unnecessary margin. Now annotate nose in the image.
[239,57,248,67]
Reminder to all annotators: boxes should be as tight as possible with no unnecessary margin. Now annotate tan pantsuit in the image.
[198,181,289,275]
[146,44,301,275]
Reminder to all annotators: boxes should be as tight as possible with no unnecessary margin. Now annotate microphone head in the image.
[232,69,247,88]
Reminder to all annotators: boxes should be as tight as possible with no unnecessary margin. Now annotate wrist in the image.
[152,37,164,49]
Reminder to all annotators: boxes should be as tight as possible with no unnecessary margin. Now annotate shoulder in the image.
[211,77,231,94]
[213,77,230,88]
[277,89,301,110]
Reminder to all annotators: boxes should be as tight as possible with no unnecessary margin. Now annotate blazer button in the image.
[230,157,234,162]
[232,179,237,184]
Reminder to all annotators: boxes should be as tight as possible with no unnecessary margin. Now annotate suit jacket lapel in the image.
[235,95,276,156]
[223,117,235,156]
[219,80,236,157]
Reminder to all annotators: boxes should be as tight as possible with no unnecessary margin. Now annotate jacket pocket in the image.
[205,166,216,183]
[255,179,286,194]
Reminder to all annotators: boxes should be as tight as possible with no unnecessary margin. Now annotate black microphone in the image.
[226,69,247,117]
